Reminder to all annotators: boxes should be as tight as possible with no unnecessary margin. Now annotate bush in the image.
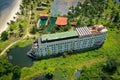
[103,57,118,73]
[1,31,8,41]
[45,68,54,79]
[30,27,36,34]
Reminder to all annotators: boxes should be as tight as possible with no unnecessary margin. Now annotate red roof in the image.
[56,17,68,26]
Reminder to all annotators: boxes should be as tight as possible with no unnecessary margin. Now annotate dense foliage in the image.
[78,57,120,80]
[0,57,21,80]
[30,27,37,34]
[1,31,8,41]
[68,0,120,29]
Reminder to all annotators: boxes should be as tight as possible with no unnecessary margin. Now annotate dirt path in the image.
[0,40,20,56]
[0,27,33,56]
[0,10,35,56]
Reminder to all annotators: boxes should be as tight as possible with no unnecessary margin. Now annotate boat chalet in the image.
[28,25,107,59]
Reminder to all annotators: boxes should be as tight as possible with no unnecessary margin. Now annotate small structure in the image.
[55,17,68,26]
[40,14,49,19]
[41,2,48,6]
[70,22,77,26]
[37,14,49,27]
[36,7,44,11]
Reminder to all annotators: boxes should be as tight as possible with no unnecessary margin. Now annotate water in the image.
[0,0,15,16]
[0,0,21,34]
[8,45,33,67]
[51,0,79,15]
[0,0,16,19]
[50,17,57,25]
[74,70,82,79]
[40,19,47,25]
[46,17,57,32]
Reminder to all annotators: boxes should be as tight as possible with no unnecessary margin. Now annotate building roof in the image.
[42,31,78,42]
[40,14,49,17]
[40,25,107,43]
[76,27,92,37]
[55,17,68,26]
[70,22,77,26]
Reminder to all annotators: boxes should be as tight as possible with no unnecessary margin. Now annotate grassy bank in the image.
[13,39,33,48]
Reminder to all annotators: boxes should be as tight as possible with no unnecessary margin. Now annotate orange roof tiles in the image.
[40,14,49,17]
[56,17,68,26]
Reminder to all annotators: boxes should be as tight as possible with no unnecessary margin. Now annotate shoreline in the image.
[0,0,22,35]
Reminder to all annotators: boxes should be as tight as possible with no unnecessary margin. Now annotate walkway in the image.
[0,40,20,56]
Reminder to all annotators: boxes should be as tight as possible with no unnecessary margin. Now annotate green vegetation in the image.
[30,27,37,34]
[13,39,33,48]
[0,57,21,80]
[78,57,120,80]
[1,31,8,41]
[68,0,120,29]
[0,0,120,80]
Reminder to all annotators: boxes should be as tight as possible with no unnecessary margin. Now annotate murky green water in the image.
[46,17,57,32]
[8,45,33,67]
[40,19,47,25]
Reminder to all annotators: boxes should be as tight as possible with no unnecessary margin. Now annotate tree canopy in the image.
[68,0,120,28]
[78,57,120,80]
[0,57,21,80]
[1,31,8,41]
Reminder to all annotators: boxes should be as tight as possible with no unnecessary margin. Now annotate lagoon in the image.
[8,45,33,67]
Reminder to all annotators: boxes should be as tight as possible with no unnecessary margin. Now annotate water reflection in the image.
[8,45,33,67]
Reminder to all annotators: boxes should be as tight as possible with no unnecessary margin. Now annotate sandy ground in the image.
[0,0,22,35]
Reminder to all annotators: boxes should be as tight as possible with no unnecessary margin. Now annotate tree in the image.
[45,68,54,79]
[12,66,21,80]
[0,57,21,79]
[30,27,36,34]
[18,24,23,37]
[103,57,118,73]
[1,31,8,41]
[63,52,67,58]
[19,24,23,33]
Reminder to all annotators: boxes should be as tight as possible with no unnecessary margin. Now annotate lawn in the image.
[20,28,120,80]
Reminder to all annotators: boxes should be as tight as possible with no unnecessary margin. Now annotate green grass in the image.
[20,28,120,80]
[0,40,11,51]
[14,39,33,47]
